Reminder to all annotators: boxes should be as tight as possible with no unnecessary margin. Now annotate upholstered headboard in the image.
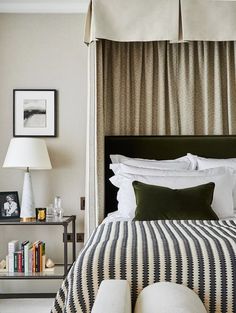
[104,135,236,217]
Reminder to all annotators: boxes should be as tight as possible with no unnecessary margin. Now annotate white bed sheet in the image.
[103,211,132,223]
[103,210,236,223]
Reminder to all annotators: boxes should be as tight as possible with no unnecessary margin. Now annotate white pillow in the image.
[110,169,235,219]
[188,153,236,209]
[111,166,231,187]
[110,154,196,171]
[110,163,227,177]
[188,153,236,170]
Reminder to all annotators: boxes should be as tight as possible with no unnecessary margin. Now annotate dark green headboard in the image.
[105,135,236,217]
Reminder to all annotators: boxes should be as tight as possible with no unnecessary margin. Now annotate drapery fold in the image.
[97,40,236,136]
[85,43,98,240]
[84,0,236,44]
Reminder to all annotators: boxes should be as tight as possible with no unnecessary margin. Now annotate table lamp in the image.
[3,138,52,222]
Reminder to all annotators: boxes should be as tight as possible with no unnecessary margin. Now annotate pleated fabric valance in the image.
[84,0,236,44]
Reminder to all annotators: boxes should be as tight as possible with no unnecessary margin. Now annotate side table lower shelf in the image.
[0,264,72,299]
[0,264,72,280]
[0,293,56,299]
[0,264,73,299]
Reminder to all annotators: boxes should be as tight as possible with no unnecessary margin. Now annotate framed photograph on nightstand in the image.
[0,191,20,220]
[13,89,57,137]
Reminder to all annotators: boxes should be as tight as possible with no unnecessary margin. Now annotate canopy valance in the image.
[84,0,236,44]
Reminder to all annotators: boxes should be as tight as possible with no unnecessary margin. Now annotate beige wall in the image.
[0,14,87,293]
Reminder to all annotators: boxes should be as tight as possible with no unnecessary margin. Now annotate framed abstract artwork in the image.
[13,89,57,137]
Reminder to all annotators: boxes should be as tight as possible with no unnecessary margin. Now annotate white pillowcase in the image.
[110,168,235,219]
[188,153,236,209]
[187,153,236,170]
[110,154,196,171]
[110,163,228,177]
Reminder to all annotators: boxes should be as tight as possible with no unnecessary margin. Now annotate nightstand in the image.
[0,215,76,298]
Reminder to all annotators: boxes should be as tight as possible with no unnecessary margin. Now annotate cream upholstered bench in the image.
[91,280,131,313]
[134,282,207,313]
[92,280,207,313]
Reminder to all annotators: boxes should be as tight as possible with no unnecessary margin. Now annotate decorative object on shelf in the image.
[3,138,52,222]
[46,203,53,218]
[53,196,64,220]
[44,267,55,272]
[36,208,47,222]
[46,258,55,269]
[0,259,6,270]
[0,191,20,220]
[13,89,57,137]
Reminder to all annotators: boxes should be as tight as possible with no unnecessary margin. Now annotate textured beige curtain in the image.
[85,43,99,239]
[97,40,236,136]
[96,40,236,222]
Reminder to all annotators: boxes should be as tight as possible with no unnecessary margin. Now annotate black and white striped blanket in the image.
[52,220,236,313]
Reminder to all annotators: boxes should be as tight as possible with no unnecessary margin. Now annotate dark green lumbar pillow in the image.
[133,181,218,221]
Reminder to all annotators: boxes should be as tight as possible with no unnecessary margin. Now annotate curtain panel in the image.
[97,40,236,136]
[85,43,99,240]
[95,40,236,222]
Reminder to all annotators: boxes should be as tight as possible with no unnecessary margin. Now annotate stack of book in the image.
[8,240,46,273]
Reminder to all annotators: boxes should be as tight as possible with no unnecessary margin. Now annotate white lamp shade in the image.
[3,138,52,170]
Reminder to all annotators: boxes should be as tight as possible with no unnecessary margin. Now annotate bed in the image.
[52,136,236,313]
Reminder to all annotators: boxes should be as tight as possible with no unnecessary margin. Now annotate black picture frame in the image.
[13,89,57,137]
[0,192,21,220]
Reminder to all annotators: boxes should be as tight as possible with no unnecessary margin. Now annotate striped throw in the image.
[51,220,236,313]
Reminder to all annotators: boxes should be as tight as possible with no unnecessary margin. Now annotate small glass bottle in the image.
[54,196,64,220]
[47,203,54,219]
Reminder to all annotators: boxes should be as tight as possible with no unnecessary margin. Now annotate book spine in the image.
[14,252,18,272]
[24,244,29,274]
[32,245,35,273]
[18,252,22,273]
[35,245,37,272]
[28,248,32,273]
[8,241,19,273]
[8,253,14,273]
[21,241,29,273]
[29,248,33,273]
[21,246,24,273]
[42,242,46,271]
[39,243,43,272]
[36,241,42,273]
[42,254,46,272]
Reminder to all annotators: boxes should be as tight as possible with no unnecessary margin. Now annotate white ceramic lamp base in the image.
[21,171,35,222]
